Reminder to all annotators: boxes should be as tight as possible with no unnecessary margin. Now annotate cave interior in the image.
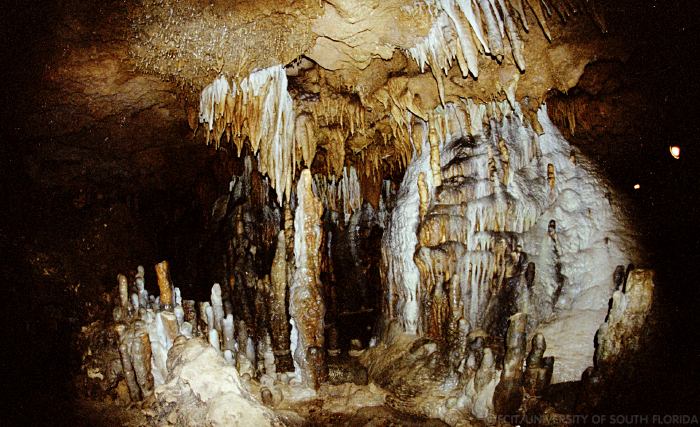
[1,0,699,425]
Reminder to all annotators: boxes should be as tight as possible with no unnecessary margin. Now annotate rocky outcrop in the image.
[152,337,277,426]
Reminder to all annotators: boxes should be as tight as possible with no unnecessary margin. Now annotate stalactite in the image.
[478,0,505,61]
[584,0,607,33]
[428,117,442,187]
[497,0,526,70]
[199,66,297,205]
[508,0,529,30]
[407,0,579,98]
[440,0,479,78]
[295,113,317,167]
[457,0,490,52]
[525,0,552,40]
[289,169,326,388]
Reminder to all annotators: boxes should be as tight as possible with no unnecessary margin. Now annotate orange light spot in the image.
[633,184,641,190]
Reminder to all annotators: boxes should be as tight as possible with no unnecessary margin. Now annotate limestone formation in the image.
[69,1,661,424]
[155,261,173,310]
[595,268,655,368]
[289,170,326,388]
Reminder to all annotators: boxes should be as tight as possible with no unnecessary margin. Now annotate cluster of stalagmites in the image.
[112,263,319,397]
[107,163,383,419]
[109,260,297,425]
[359,311,553,422]
[111,262,251,401]
[359,268,655,423]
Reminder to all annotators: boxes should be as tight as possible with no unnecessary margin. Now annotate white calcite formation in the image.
[381,121,438,335]
[406,0,533,103]
[380,101,638,387]
[198,65,297,205]
[289,169,326,388]
[594,269,655,367]
[154,337,277,426]
[313,165,362,225]
[113,265,274,392]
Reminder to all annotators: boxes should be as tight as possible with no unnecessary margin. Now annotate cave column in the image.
[289,169,327,389]
[270,230,293,371]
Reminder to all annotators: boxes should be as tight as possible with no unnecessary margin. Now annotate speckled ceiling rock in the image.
[307,0,432,70]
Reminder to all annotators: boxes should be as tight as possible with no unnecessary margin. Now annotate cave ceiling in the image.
[13,0,635,197]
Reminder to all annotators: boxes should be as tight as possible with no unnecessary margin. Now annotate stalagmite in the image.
[209,329,221,352]
[131,330,154,398]
[270,231,292,371]
[524,333,553,395]
[136,268,148,309]
[494,313,527,414]
[155,261,173,310]
[595,269,655,368]
[305,346,328,390]
[149,310,179,385]
[118,274,129,313]
[261,334,276,375]
[174,305,185,328]
[198,301,211,336]
[223,314,235,352]
[182,300,197,333]
[289,169,326,388]
[205,305,215,334]
[464,347,500,418]
[118,340,141,402]
[210,283,225,337]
